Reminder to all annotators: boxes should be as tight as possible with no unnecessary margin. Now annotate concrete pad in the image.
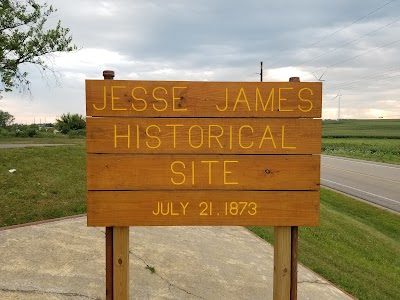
[0,217,354,299]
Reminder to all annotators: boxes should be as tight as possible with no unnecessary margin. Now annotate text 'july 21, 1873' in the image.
[86,80,322,226]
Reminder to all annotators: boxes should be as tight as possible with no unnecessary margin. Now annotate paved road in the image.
[321,155,400,212]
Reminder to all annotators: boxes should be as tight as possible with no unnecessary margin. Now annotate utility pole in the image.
[260,61,263,82]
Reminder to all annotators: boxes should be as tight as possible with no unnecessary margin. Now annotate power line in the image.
[326,74,400,91]
[263,0,396,69]
[325,67,400,91]
[303,38,400,79]
[295,18,400,68]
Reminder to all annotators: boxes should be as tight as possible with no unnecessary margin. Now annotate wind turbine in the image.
[312,70,326,82]
[332,91,343,120]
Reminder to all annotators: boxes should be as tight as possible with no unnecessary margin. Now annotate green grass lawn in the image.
[248,188,400,300]
[0,144,86,226]
[0,136,85,145]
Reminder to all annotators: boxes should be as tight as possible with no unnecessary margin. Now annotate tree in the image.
[0,0,77,97]
[55,113,85,134]
[0,110,14,128]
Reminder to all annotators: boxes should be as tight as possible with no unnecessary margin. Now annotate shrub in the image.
[55,113,86,134]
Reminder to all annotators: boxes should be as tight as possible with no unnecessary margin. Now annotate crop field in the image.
[322,119,400,164]
[322,119,400,138]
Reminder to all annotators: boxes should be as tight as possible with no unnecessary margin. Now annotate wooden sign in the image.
[86,80,322,117]
[86,80,322,226]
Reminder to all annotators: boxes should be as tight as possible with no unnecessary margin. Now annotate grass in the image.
[0,136,85,145]
[0,144,86,227]
[322,119,400,164]
[248,188,400,300]
[322,138,400,164]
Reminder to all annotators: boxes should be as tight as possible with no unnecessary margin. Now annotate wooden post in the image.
[102,70,130,299]
[290,226,298,300]
[273,76,301,300]
[103,70,115,300]
[273,226,291,300]
[288,76,300,300]
[113,227,129,299]
[106,227,113,300]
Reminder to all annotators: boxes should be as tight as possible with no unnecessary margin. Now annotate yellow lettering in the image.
[298,88,314,112]
[131,87,148,111]
[145,125,161,149]
[114,124,130,148]
[111,86,127,110]
[180,202,189,215]
[172,87,188,111]
[170,161,186,185]
[136,125,140,148]
[216,88,229,111]
[229,125,233,150]
[166,124,183,149]
[189,125,204,149]
[224,160,238,185]
[233,88,250,111]
[238,125,254,149]
[259,125,277,149]
[201,160,219,184]
[93,86,107,110]
[281,125,296,149]
[256,88,274,111]
[152,87,168,111]
[278,87,293,112]
[191,161,195,185]
[208,125,224,148]
[171,203,179,216]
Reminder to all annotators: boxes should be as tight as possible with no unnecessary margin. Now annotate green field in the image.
[322,119,400,138]
[0,143,86,226]
[248,189,400,300]
[322,119,400,164]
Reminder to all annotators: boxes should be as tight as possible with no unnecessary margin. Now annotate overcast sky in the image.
[2,0,400,123]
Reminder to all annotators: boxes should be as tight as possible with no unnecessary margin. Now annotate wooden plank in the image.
[87,154,320,191]
[87,191,320,226]
[113,227,129,300]
[86,118,322,155]
[274,226,291,300]
[86,80,322,117]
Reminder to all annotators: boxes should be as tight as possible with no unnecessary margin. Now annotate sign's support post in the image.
[106,227,113,300]
[103,70,114,300]
[273,226,291,299]
[103,70,130,300]
[290,226,298,300]
[273,77,301,300]
[113,226,129,299]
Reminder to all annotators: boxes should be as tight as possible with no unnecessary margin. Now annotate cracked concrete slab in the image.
[0,216,354,300]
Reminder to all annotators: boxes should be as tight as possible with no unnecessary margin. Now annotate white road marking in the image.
[322,155,400,170]
[322,165,400,183]
[321,179,399,204]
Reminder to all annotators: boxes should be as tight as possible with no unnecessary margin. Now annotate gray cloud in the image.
[3,0,399,121]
